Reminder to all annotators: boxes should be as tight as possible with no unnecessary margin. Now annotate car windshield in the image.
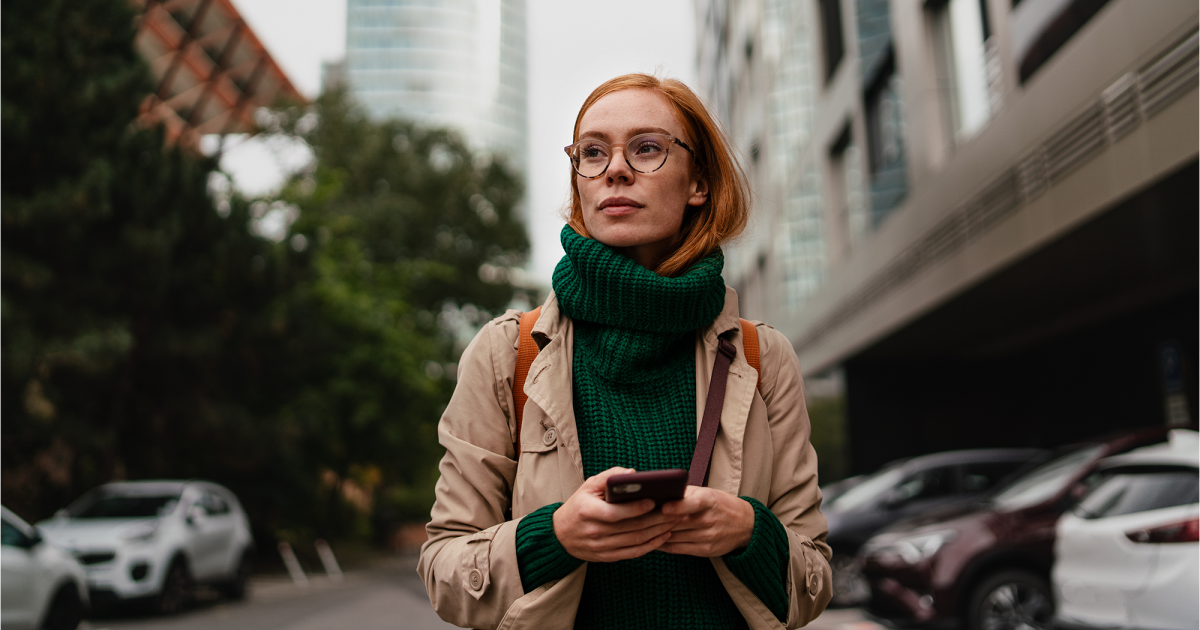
[70,494,180,519]
[1074,467,1199,519]
[991,445,1105,510]
[825,467,906,512]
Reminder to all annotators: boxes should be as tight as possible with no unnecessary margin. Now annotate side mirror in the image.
[25,528,44,549]
[185,505,205,526]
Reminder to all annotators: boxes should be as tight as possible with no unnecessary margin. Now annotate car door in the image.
[200,490,238,578]
[1056,465,1199,628]
[187,491,237,581]
[2,516,43,629]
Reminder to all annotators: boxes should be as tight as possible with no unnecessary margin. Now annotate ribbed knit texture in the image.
[725,497,791,621]
[515,502,582,590]
[512,226,788,628]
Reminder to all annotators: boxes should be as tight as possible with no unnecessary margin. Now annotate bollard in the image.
[277,542,309,587]
[314,539,344,582]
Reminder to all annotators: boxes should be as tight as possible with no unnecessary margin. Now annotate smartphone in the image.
[604,469,688,504]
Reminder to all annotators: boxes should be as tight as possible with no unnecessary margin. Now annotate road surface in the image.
[80,553,890,630]
[82,554,456,630]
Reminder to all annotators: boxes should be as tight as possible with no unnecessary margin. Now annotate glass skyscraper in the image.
[344,0,528,176]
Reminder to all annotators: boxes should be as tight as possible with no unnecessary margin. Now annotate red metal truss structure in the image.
[133,0,304,149]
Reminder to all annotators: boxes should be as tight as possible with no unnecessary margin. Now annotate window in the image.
[827,124,866,264]
[818,0,845,83]
[993,445,1105,510]
[961,461,1025,492]
[201,492,231,516]
[71,494,180,519]
[1012,0,1112,84]
[931,0,1000,142]
[1074,467,1199,519]
[890,466,958,505]
[863,50,907,222]
[2,519,29,547]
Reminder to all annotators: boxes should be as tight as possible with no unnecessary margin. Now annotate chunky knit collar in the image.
[551,225,726,334]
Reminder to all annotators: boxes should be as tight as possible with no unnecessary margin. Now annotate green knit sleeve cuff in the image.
[515,502,583,592]
[723,497,790,623]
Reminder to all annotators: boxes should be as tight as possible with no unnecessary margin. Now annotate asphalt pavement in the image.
[81,554,456,630]
[79,553,892,630]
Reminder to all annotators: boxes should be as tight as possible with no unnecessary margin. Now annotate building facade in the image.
[697,0,1198,471]
[342,0,528,176]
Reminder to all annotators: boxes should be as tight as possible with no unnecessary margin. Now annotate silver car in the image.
[37,480,253,614]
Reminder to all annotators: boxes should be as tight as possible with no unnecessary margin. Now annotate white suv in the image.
[37,480,253,614]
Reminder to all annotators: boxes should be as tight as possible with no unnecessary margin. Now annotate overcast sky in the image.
[227,0,697,288]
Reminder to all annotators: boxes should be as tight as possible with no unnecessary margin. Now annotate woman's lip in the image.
[601,204,640,216]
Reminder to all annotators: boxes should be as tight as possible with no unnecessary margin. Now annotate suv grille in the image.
[76,551,116,565]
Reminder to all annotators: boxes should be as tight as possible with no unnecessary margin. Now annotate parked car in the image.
[1054,429,1198,630]
[858,427,1172,630]
[822,448,1043,607]
[1,505,88,630]
[820,474,867,505]
[36,480,253,614]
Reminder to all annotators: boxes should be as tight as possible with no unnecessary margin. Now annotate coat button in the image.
[807,571,820,596]
[468,569,483,591]
[542,427,557,446]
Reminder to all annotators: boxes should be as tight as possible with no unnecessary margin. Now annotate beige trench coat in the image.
[418,287,832,629]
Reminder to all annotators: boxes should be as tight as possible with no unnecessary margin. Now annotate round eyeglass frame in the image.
[563,133,696,179]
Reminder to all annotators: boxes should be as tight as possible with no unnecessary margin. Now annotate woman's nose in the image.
[605,147,635,182]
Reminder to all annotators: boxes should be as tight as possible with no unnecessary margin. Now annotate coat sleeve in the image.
[417,313,527,629]
[757,324,834,629]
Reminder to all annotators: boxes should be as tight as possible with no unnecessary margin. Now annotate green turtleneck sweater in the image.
[514,227,790,629]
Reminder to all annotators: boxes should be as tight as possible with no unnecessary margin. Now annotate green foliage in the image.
[262,89,529,527]
[808,396,850,485]
[1,0,529,544]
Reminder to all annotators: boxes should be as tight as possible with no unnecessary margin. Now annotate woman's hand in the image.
[658,486,756,557]
[553,467,679,562]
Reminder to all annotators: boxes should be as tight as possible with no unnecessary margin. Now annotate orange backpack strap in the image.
[512,306,542,455]
[740,318,761,392]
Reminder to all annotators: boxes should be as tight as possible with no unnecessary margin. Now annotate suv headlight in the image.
[864,529,957,565]
[120,522,159,544]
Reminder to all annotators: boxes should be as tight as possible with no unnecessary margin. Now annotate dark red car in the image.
[858,427,1173,630]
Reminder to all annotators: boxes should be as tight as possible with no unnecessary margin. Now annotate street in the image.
[78,553,890,630]
[81,555,456,630]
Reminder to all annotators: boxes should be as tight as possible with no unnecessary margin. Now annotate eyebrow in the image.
[577,126,674,141]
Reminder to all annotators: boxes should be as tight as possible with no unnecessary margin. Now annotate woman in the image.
[418,74,831,630]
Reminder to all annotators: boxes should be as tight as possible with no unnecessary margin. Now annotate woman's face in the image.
[574,88,708,269]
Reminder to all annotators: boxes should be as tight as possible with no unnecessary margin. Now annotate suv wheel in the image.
[41,583,83,630]
[219,553,252,600]
[155,559,192,615]
[967,569,1053,630]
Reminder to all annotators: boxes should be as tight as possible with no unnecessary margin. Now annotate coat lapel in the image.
[524,295,585,497]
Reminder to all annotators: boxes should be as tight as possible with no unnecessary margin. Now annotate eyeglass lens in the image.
[569,134,672,178]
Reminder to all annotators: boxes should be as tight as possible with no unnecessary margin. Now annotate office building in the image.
[697,0,1198,470]
[343,0,528,176]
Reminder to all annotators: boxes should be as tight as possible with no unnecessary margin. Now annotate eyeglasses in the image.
[564,133,695,179]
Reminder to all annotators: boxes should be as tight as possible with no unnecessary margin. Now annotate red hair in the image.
[564,74,750,277]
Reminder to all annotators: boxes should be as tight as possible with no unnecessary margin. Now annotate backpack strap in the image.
[740,318,761,392]
[512,306,542,455]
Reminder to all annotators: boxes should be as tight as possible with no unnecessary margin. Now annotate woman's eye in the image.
[633,140,664,155]
[580,144,607,159]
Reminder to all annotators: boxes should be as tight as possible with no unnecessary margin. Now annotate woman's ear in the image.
[688,175,710,207]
